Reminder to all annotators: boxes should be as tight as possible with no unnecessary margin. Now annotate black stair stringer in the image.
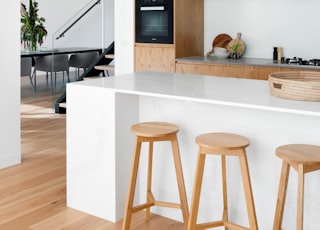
[79,41,115,80]
[54,41,115,114]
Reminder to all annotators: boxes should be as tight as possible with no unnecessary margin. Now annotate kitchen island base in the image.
[67,72,320,229]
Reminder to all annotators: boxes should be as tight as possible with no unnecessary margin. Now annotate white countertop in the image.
[72,71,320,117]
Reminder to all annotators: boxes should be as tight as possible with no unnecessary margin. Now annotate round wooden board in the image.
[207,34,232,55]
[212,34,232,48]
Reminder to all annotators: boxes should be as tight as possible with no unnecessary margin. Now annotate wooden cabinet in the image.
[174,0,204,59]
[176,62,257,79]
[255,66,315,80]
[134,0,204,73]
[135,44,175,72]
[176,61,320,80]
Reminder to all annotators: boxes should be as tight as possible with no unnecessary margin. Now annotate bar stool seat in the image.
[188,132,258,230]
[273,144,320,230]
[122,122,189,230]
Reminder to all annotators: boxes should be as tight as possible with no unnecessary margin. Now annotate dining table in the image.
[21,47,103,57]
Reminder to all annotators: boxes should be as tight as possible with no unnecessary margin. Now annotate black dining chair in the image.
[69,51,99,80]
[33,54,70,91]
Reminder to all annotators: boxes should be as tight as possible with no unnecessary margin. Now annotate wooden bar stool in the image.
[273,144,320,230]
[188,132,258,230]
[122,122,189,230]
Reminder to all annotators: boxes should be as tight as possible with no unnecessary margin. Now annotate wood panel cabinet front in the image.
[135,44,175,73]
[255,66,314,80]
[176,62,257,79]
[175,0,204,58]
[176,62,320,80]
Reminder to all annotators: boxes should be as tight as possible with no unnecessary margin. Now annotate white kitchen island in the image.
[67,71,320,230]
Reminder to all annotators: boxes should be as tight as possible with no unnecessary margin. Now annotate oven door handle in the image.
[140,6,165,11]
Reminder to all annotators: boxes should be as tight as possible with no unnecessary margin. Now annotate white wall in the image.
[21,0,114,49]
[115,0,134,75]
[0,1,21,169]
[204,0,320,59]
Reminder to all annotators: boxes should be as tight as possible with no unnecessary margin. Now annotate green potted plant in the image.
[20,0,47,51]
[231,42,240,59]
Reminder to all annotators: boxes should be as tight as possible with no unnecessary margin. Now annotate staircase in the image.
[78,42,115,80]
[55,42,115,113]
[94,54,115,76]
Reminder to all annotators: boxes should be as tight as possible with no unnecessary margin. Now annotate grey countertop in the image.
[176,56,320,71]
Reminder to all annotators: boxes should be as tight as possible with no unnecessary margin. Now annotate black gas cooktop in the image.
[279,57,320,66]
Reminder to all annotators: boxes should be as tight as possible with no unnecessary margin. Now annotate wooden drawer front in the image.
[255,66,320,80]
[176,63,257,79]
[176,62,320,80]
[135,45,175,73]
[256,67,301,80]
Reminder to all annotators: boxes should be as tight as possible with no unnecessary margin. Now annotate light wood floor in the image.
[0,75,184,229]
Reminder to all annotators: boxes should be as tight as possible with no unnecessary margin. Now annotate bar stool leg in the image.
[238,149,258,230]
[188,150,206,230]
[273,161,290,230]
[221,155,228,230]
[171,135,189,228]
[122,137,142,230]
[146,141,154,221]
[297,164,304,230]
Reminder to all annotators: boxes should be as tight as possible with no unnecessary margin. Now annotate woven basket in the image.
[268,71,320,101]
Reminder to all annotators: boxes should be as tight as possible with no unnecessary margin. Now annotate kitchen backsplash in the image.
[204,0,320,59]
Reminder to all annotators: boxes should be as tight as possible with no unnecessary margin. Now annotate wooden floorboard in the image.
[0,75,184,229]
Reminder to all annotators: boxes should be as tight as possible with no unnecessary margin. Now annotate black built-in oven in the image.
[135,0,173,44]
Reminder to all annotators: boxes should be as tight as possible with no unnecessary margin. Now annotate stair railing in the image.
[49,0,107,112]
[54,0,102,40]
